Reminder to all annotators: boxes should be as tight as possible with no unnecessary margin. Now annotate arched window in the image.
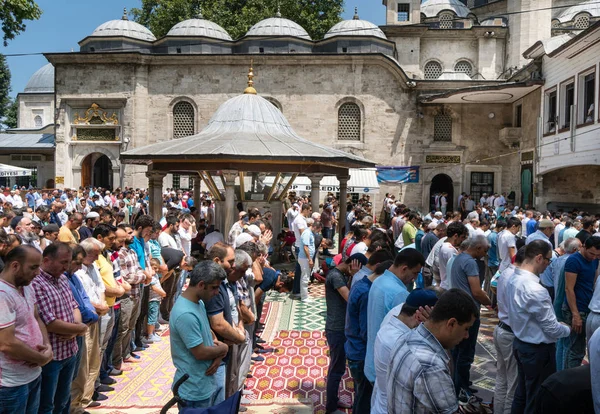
[454,60,473,77]
[34,115,43,128]
[434,114,452,141]
[573,13,590,29]
[338,103,361,141]
[424,61,443,79]
[439,12,454,29]
[551,19,560,28]
[173,101,195,139]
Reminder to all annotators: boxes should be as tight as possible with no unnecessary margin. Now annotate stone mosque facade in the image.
[8,0,600,211]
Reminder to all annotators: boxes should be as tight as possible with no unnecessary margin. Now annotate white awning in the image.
[265,168,380,194]
[0,163,34,178]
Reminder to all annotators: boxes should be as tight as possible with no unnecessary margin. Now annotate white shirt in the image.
[350,242,368,256]
[372,304,409,414]
[425,236,447,267]
[203,231,224,251]
[292,214,307,248]
[554,223,565,247]
[286,208,298,231]
[104,195,113,208]
[498,229,517,272]
[495,264,516,325]
[480,197,487,205]
[11,195,23,208]
[521,217,530,237]
[158,231,180,250]
[505,267,570,344]
[587,269,600,313]
[438,242,457,289]
[178,227,197,256]
[75,264,105,304]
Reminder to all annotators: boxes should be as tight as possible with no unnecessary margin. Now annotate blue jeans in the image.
[0,375,42,414]
[213,363,226,405]
[451,317,480,395]
[322,227,333,255]
[178,394,214,410]
[347,359,372,414]
[512,339,556,414]
[39,355,77,414]
[563,308,588,369]
[101,306,120,379]
[325,330,346,413]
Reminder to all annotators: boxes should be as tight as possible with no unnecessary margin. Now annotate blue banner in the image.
[376,166,419,184]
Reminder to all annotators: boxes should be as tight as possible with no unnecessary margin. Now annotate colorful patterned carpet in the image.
[92,282,498,413]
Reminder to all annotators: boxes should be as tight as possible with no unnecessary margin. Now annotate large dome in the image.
[24,63,54,93]
[246,15,311,40]
[421,0,471,18]
[557,0,600,23]
[324,9,386,39]
[167,15,232,40]
[91,9,156,41]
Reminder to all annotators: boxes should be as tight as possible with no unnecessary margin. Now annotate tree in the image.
[0,0,42,46]
[4,98,18,129]
[0,54,11,121]
[131,0,343,41]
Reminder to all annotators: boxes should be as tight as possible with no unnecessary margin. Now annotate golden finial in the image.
[244,59,257,95]
[122,8,128,20]
[353,7,360,20]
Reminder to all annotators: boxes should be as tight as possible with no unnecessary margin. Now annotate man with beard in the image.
[31,242,88,413]
[14,216,41,252]
[32,205,51,227]
[0,246,53,413]
[205,242,246,404]
[79,212,100,242]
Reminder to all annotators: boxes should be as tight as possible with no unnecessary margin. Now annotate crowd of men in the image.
[2,184,600,413]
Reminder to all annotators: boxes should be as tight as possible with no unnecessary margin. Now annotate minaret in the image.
[507,0,552,69]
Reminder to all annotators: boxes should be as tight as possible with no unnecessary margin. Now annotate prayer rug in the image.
[244,398,314,413]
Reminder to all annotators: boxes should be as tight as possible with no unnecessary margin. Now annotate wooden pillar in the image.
[222,170,238,238]
[309,173,324,213]
[337,174,350,249]
[193,174,202,210]
[146,170,166,222]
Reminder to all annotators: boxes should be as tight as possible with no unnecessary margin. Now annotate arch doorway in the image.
[430,174,454,212]
[82,153,113,189]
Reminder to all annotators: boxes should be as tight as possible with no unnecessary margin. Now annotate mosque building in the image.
[2,0,599,211]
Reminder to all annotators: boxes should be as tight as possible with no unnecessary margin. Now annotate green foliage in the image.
[0,55,11,121]
[131,0,344,41]
[4,98,18,129]
[0,0,42,46]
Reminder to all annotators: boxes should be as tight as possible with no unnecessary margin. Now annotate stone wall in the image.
[538,165,600,209]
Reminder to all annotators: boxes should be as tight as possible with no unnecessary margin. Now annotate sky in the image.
[2,0,386,97]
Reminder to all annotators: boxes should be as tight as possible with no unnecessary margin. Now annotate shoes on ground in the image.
[100,377,116,385]
[96,384,114,393]
[301,298,315,303]
[251,356,265,362]
[141,337,154,345]
[149,333,162,342]
[109,368,123,376]
[92,391,108,401]
[129,352,141,359]
[458,389,482,406]
[256,338,266,344]
[133,346,146,352]
[86,402,101,408]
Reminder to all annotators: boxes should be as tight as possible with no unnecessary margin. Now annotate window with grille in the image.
[34,115,43,128]
[434,114,452,141]
[573,14,590,29]
[454,61,473,77]
[424,61,443,79]
[398,4,410,21]
[439,12,454,29]
[172,174,181,190]
[338,103,361,141]
[470,172,494,201]
[173,101,195,139]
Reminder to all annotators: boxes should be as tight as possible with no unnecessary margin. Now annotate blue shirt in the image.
[526,220,538,237]
[345,277,372,361]
[299,229,315,259]
[365,269,409,382]
[564,252,599,313]
[26,193,35,207]
[526,230,552,248]
[552,253,573,320]
[131,236,147,270]
[66,272,98,325]
[415,229,425,253]
[169,297,215,401]
[487,231,500,267]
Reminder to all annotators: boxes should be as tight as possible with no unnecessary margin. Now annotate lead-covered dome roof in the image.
[24,63,54,93]
[421,0,471,18]
[246,13,311,40]
[90,9,156,41]
[556,0,600,22]
[324,8,386,39]
[167,13,232,40]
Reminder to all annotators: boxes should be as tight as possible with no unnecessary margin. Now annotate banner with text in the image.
[376,166,419,184]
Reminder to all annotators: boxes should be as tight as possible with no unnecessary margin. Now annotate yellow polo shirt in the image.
[58,225,79,244]
[95,254,118,307]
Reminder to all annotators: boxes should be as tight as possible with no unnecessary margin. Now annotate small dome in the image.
[421,0,471,18]
[167,15,232,40]
[324,8,386,39]
[557,0,600,23]
[24,63,54,93]
[91,8,156,41]
[246,16,311,40]
[480,17,508,27]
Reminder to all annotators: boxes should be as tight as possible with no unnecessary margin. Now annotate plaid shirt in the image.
[31,269,79,361]
[118,246,146,299]
[387,323,458,414]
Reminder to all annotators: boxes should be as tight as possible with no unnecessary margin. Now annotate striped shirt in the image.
[387,323,458,414]
[31,269,79,361]
[118,246,146,299]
